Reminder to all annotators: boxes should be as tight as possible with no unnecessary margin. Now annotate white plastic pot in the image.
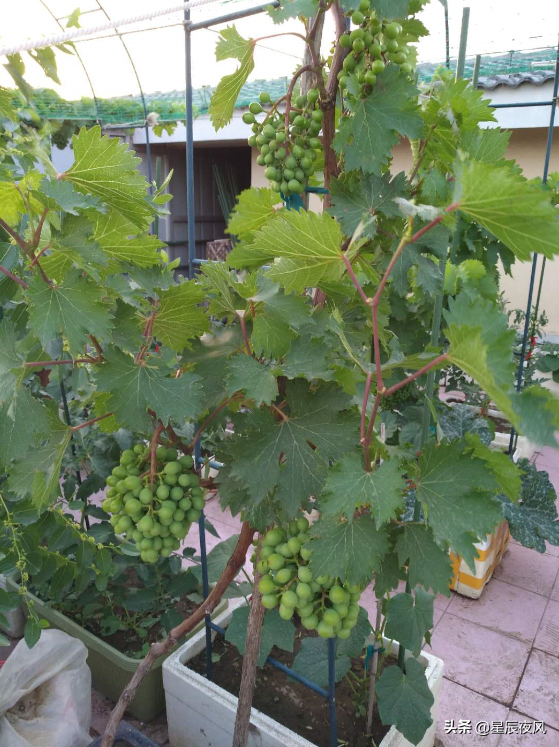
[163,600,444,747]
[0,575,24,639]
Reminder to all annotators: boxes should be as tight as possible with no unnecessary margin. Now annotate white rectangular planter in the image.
[0,574,24,639]
[163,600,444,747]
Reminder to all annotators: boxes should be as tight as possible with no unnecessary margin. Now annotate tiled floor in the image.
[2,444,559,747]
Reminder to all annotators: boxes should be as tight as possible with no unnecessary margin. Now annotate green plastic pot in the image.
[6,578,227,722]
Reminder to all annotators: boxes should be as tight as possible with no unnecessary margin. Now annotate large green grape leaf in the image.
[336,606,372,658]
[63,126,153,228]
[0,182,25,225]
[412,439,503,568]
[269,0,319,23]
[26,271,113,356]
[8,405,72,509]
[438,403,493,446]
[226,382,359,517]
[209,27,255,130]
[308,514,390,587]
[94,211,164,269]
[385,588,434,656]
[0,385,49,462]
[0,320,22,400]
[328,171,407,239]
[333,67,423,176]
[497,459,559,553]
[277,335,334,381]
[43,215,108,281]
[0,87,17,121]
[376,659,434,746]
[95,347,202,431]
[227,188,278,239]
[321,454,406,528]
[511,386,559,448]
[199,262,244,320]
[251,315,296,358]
[247,209,344,293]
[464,433,522,501]
[225,355,278,406]
[151,281,209,352]
[454,160,559,261]
[460,129,511,163]
[396,524,453,596]
[36,177,104,215]
[226,607,294,667]
[369,0,411,19]
[293,637,350,688]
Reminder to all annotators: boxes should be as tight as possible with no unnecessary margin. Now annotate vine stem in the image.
[100,522,256,747]
[341,254,371,307]
[284,65,313,130]
[232,541,265,747]
[25,356,100,368]
[360,372,373,443]
[383,354,449,398]
[149,422,165,491]
[238,312,252,356]
[70,413,113,431]
[0,264,28,288]
[30,242,52,267]
[33,209,48,247]
[0,217,28,252]
[366,603,383,732]
[408,124,437,186]
[189,397,235,450]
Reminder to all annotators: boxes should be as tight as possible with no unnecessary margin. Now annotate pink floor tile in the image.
[498,712,559,747]
[534,446,559,470]
[430,614,530,704]
[434,591,455,612]
[533,599,559,657]
[551,570,559,603]
[493,544,559,597]
[435,678,508,747]
[204,494,243,530]
[545,467,559,493]
[545,542,559,558]
[514,649,559,730]
[445,579,547,644]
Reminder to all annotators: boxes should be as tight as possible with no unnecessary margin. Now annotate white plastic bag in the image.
[0,629,92,747]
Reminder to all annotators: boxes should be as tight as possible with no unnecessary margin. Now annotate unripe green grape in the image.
[311,109,323,123]
[352,10,364,24]
[370,41,382,58]
[372,59,385,75]
[160,547,172,558]
[102,498,113,512]
[164,461,181,476]
[288,179,303,194]
[395,52,408,65]
[350,591,361,602]
[343,55,356,72]
[121,449,135,463]
[296,582,312,599]
[155,446,167,460]
[140,537,154,550]
[342,616,358,630]
[275,147,286,161]
[292,144,305,158]
[350,28,365,42]
[339,76,349,90]
[192,495,205,511]
[189,475,200,487]
[249,102,262,115]
[329,585,348,605]
[160,516,173,526]
[287,537,301,555]
[106,475,118,487]
[179,455,194,470]
[359,0,369,10]
[364,31,373,46]
[323,608,340,627]
[259,545,273,561]
[257,560,268,574]
[281,590,298,608]
[365,71,377,86]
[346,603,360,620]
[191,486,203,499]
[137,515,154,532]
[316,575,332,587]
[133,443,144,455]
[110,514,120,527]
[302,614,319,630]
[178,474,191,488]
[132,529,143,543]
[284,155,297,170]
[243,111,255,124]
[283,168,295,181]
[160,526,170,538]
[156,485,170,501]
[352,38,365,54]
[263,123,276,138]
[145,549,159,564]
[298,566,313,583]
[275,567,293,584]
[113,466,128,479]
[262,593,278,609]
[400,63,412,74]
[385,38,399,53]
[170,486,184,501]
[259,90,271,104]
[170,521,186,538]
[309,137,322,150]
[186,508,201,523]
[337,627,351,639]
[295,94,306,108]
[339,33,351,48]
[317,621,335,638]
[279,604,294,620]
[264,528,284,546]
[275,130,286,143]
[256,154,266,167]
[335,603,349,619]
[151,522,162,537]
[371,19,382,34]
[278,543,293,558]
[280,180,289,194]
[125,499,143,515]
[294,169,305,183]
[268,552,285,571]
[292,115,305,128]
[259,574,276,594]
[307,87,319,103]
[288,520,299,536]
[163,536,175,548]
[164,474,178,486]
[384,22,400,39]
[165,448,178,462]
[116,481,128,495]
[300,547,312,560]
[297,602,314,618]
[172,509,185,522]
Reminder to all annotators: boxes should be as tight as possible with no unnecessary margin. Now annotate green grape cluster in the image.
[102,444,205,564]
[254,518,362,640]
[381,381,417,410]
[243,88,324,197]
[338,0,413,103]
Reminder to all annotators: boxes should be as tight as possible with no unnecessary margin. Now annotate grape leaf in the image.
[511,386,559,448]
[225,355,278,406]
[95,347,202,431]
[63,125,153,228]
[277,335,334,381]
[497,459,559,553]
[333,67,423,176]
[36,177,104,215]
[309,514,390,586]
[455,160,559,261]
[461,129,511,163]
[385,588,434,656]
[226,607,294,667]
[396,524,453,596]
[0,182,25,224]
[412,439,502,568]
[249,209,344,293]
[251,315,295,358]
[0,87,17,121]
[321,454,406,528]
[94,211,164,269]
[0,385,49,462]
[269,0,319,24]
[151,281,209,352]
[26,271,113,357]
[369,0,411,19]
[227,188,278,239]
[209,27,255,130]
[464,433,522,501]
[0,319,22,398]
[199,262,244,320]
[226,382,359,517]
[293,637,350,688]
[328,171,406,239]
[376,658,434,746]
[438,403,493,446]
[251,276,313,330]
[336,606,372,658]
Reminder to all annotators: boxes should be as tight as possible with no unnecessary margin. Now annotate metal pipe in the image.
[189,1,279,30]
[185,11,197,278]
[492,100,555,109]
[328,637,339,747]
[455,7,470,81]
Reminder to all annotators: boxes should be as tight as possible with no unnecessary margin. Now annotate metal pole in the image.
[327,637,338,747]
[444,3,450,69]
[508,40,559,452]
[455,7,470,81]
[189,0,279,30]
[185,10,197,278]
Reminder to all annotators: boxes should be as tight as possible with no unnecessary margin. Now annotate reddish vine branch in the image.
[71,413,113,432]
[0,217,28,252]
[100,522,256,747]
[238,312,252,356]
[149,422,165,490]
[0,264,28,288]
[284,65,313,130]
[189,397,235,450]
[25,356,100,368]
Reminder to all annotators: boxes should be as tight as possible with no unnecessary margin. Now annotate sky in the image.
[0,0,558,100]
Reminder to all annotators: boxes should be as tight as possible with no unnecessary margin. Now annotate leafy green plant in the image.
[2,2,559,745]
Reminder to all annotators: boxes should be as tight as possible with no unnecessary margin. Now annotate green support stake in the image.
[472,54,482,88]
[455,7,470,81]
